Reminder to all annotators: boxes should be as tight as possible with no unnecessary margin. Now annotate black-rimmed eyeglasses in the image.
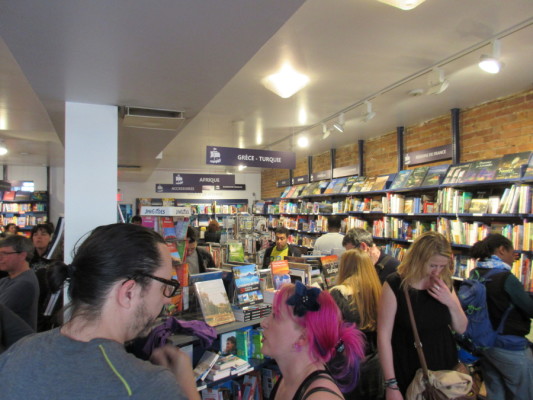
[135,273,181,298]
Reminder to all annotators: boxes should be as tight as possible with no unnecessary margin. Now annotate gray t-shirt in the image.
[0,328,187,400]
[313,232,345,256]
[0,269,39,329]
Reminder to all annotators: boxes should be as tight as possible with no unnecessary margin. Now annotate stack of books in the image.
[232,303,272,322]
[206,354,251,381]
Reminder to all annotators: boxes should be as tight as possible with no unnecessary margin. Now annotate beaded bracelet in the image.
[384,378,399,390]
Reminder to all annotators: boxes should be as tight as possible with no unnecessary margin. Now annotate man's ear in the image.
[116,279,137,309]
[359,242,369,251]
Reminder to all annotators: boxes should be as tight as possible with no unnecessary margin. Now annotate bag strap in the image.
[403,285,431,381]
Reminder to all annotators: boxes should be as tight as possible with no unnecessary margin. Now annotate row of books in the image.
[138,198,249,214]
[274,151,533,201]
[371,216,533,251]
[0,215,48,228]
[2,203,47,213]
[1,190,48,202]
[265,183,533,217]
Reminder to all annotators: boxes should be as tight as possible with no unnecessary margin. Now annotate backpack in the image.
[457,268,516,353]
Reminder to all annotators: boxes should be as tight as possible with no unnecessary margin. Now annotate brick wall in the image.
[261,88,533,198]
[261,168,289,199]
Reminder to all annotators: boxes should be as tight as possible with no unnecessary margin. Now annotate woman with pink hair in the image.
[261,281,365,399]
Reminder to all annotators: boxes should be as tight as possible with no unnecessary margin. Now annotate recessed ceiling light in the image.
[262,63,310,99]
[377,0,426,10]
[297,136,309,148]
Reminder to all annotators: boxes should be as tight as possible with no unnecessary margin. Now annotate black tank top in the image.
[269,370,344,400]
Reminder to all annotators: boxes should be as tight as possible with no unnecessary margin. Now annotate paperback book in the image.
[390,170,412,190]
[341,176,358,193]
[320,255,339,289]
[468,198,489,214]
[371,174,390,191]
[193,350,220,382]
[349,176,367,193]
[332,177,347,193]
[232,264,263,306]
[495,151,531,180]
[270,260,291,289]
[404,166,429,188]
[421,164,450,187]
[194,279,235,326]
[463,158,500,182]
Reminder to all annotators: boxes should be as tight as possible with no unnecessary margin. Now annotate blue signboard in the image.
[155,184,202,193]
[173,173,235,186]
[206,146,296,169]
[404,144,452,166]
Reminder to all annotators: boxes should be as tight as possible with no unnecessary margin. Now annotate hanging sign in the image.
[404,144,452,166]
[173,173,235,186]
[214,184,246,191]
[155,184,202,193]
[310,170,332,182]
[292,175,309,185]
[206,146,296,169]
[333,165,359,178]
[276,179,291,187]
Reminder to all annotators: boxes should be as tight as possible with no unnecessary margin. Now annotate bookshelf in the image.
[0,190,49,231]
[258,152,533,291]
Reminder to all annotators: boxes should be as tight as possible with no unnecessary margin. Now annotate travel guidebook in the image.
[349,176,367,193]
[320,255,339,289]
[194,279,235,326]
[270,260,291,290]
[495,151,531,180]
[523,154,533,178]
[463,158,500,182]
[420,164,450,187]
[232,264,263,306]
[404,166,429,188]
[390,170,412,190]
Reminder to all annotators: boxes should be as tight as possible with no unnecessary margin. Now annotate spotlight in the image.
[297,136,309,148]
[362,101,376,122]
[238,165,247,171]
[322,123,331,140]
[427,68,449,95]
[479,40,503,74]
[262,63,310,98]
[377,0,426,11]
[333,113,345,133]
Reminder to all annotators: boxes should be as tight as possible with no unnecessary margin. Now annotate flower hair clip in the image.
[286,281,321,317]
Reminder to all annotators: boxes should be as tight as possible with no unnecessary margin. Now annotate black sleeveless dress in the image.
[387,273,458,394]
[269,370,344,400]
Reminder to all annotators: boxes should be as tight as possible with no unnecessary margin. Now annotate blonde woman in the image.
[330,249,384,399]
[377,231,467,398]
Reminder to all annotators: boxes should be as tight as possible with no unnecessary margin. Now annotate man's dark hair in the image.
[327,215,342,231]
[31,223,54,238]
[186,226,197,243]
[0,235,34,262]
[274,226,289,237]
[342,228,374,248]
[131,215,143,224]
[48,223,165,321]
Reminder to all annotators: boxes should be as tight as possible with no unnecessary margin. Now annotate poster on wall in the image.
[206,146,296,169]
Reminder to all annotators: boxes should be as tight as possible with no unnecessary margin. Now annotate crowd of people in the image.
[0,218,531,399]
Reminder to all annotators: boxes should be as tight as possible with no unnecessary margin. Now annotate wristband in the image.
[384,378,399,390]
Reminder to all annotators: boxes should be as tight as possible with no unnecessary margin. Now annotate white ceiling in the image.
[0,0,532,181]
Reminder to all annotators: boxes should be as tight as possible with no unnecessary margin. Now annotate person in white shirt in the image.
[313,215,344,256]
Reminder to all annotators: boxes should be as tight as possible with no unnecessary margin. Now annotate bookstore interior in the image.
[1,1,533,399]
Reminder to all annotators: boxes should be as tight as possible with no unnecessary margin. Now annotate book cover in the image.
[299,183,313,197]
[290,184,305,198]
[468,198,489,214]
[360,176,377,192]
[270,260,291,290]
[495,151,531,180]
[421,164,450,187]
[324,179,338,194]
[141,216,156,229]
[315,180,330,194]
[346,176,365,193]
[227,242,245,262]
[193,350,220,381]
[220,331,238,355]
[194,279,235,326]
[371,174,390,191]
[524,154,533,178]
[464,158,501,182]
[332,177,347,193]
[189,270,224,285]
[453,162,473,184]
[280,186,292,198]
[404,167,429,188]
[159,216,177,240]
[3,191,15,201]
[442,165,461,185]
[390,170,412,190]
[288,262,312,285]
[284,186,297,198]
[320,255,339,289]
[232,264,263,306]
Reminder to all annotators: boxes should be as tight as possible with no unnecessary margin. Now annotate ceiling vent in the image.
[118,164,142,169]
[120,107,185,131]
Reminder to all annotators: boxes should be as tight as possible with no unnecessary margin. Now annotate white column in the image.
[64,102,117,263]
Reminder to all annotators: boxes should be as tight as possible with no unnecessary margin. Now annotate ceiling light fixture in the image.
[426,68,449,95]
[362,101,376,122]
[479,40,503,74]
[297,135,309,148]
[0,141,8,156]
[322,123,331,140]
[262,63,310,99]
[333,113,345,133]
[377,0,426,11]
[238,165,247,171]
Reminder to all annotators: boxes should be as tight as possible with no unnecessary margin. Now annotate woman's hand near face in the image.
[427,276,454,307]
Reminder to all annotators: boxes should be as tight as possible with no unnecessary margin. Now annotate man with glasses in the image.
[0,235,39,330]
[0,223,199,400]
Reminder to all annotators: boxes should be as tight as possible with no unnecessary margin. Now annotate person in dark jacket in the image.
[470,234,533,400]
[342,228,399,284]
[262,226,301,269]
[185,227,216,274]
[0,303,34,354]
